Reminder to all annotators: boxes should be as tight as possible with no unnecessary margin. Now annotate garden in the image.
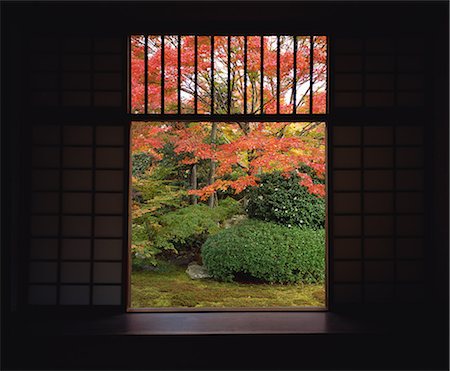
[130,35,327,308]
[130,121,326,308]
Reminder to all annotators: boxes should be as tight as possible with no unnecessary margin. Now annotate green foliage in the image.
[202,219,325,284]
[132,197,243,269]
[132,152,153,178]
[153,197,243,252]
[131,163,187,269]
[131,223,162,269]
[246,171,325,230]
[133,164,187,218]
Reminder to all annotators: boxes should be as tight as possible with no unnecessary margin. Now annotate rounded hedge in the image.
[201,219,325,284]
[246,171,325,230]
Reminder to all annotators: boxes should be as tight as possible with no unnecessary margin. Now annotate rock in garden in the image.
[142,265,160,272]
[223,214,247,229]
[186,263,212,279]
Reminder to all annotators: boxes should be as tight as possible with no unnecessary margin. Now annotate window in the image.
[130,35,327,116]
[129,34,328,311]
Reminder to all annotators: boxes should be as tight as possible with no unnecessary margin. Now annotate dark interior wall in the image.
[6,1,447,34]
[1,1,448,369]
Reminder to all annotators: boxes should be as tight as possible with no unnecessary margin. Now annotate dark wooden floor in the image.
[9,311,383,336]
[3,308,449,370]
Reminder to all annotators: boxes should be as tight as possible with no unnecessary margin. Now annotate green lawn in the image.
[131,263,325,309]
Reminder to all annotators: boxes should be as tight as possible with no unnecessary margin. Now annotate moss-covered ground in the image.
[131,262,325,309]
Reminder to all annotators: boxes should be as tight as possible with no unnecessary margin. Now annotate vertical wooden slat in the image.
[144,36,148,114]
[211,36,215,115]
[161,35,165,114]
[309,35,314,114]
[325,36,329,114]
[128,36,132,113]
[244,36,248,115]
[177,35,181,114]
[194,36,198,114]
[276,35,280,114]
[227,36,231,115]
[123,123,131,310]
[293,35,297,114]
[260,36,264,114]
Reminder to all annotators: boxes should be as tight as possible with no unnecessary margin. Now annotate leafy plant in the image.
[202,219,325,284]
[132,152,153,178]
[131,223,164,269]
[132,197,244,269]
[132,163,187,220]
[246,171,325,230]
[153,197,243,252]
[131,162,188,269]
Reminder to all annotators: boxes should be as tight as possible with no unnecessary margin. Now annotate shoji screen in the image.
[26,36,128,306]
[30,37,123,108]
[333,37,425,109]
[331,36,427,305]
[29,124,127,306]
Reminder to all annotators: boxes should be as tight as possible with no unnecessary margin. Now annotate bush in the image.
[132,152,153,178]
[131,223,162,269]
[131,163,187,270]
[202,219,325,284]
[132,197,244,269]
[154,197,243,252]
[246,171,325,230]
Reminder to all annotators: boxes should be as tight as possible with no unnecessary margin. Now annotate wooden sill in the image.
[14,311,383,336]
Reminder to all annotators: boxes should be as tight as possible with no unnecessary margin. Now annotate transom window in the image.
[130,35,327,118]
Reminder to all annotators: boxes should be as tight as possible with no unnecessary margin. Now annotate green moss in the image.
[131,264,325,308]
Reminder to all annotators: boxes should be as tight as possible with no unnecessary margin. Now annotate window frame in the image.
[126,33,330,313]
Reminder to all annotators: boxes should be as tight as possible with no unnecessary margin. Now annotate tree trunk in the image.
[208,122,218,208]
[190,164,198,205]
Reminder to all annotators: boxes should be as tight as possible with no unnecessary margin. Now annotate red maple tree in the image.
[131,35,327,204]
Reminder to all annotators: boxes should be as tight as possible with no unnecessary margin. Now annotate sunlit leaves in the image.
[130,36,327,202]
[131,121,326,199]
[131,35,327,114]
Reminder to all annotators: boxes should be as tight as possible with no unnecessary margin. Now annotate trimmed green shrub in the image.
[246,171,325,230]
[202,219,325,284]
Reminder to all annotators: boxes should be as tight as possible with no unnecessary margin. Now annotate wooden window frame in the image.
[126,34,330,312]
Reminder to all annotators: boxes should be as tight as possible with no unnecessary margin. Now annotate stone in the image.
[142,264,159,272]
[186,263,212,279]
[223,214,247,229]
